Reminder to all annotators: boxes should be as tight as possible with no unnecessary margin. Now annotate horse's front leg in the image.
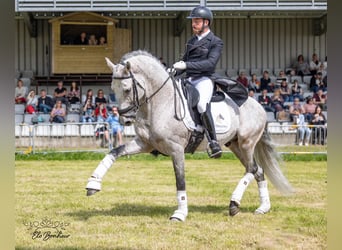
[86,138,151,196]
[169,151,188,222]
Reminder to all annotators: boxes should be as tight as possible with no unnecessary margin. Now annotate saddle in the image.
[180,75,248,154]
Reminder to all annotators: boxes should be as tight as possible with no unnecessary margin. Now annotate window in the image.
[60,24,107,45]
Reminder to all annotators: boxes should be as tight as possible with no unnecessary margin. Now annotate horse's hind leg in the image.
[86,138,152,196]
[228,140,270,216]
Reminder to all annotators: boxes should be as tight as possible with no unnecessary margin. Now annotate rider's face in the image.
[191,18,208,35]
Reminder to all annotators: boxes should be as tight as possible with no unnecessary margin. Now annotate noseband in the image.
[112,63,171,116]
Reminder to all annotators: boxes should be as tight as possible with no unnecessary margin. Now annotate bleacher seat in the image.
[23,114,36,125]
[273,68,283,77]
[226,69,237,78]
[303,75,312,84]
[267,122,283,134]
[15,114,24,124]
[266,112,276,122]
[66,114,80,123]
[290,75,302,84]
[37,114,51,124]
[15,104,25,114]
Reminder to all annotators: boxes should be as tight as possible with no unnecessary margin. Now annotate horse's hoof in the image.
[169,217,182,222]
[229,200,240,216]
[86,188,99,196]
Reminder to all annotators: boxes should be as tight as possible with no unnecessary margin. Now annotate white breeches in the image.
[188,76,214,113]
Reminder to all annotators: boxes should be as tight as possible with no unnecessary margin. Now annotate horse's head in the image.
[105,57,147,126]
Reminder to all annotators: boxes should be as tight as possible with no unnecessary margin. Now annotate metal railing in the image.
[15,0,327,12]
[15,122,326,154]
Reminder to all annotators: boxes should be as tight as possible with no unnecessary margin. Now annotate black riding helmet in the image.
[187,6,213,25]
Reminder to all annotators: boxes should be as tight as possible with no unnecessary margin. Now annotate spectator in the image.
[271,88,285,116]
[74,31,88,45]
[309,72,324,93]
[25,90,38,114]
[106,106,124,147]
[54,80,68,105]
[293,108,311,146]
[68,81,80,104]
[313,89,327,110]
[289,97,305,121]
[98,36,106,45]
[248,73,260,93]
[303,97,316,122]
[95,89,107,107]
[88,34,98,45]
[258,89,275,113]
[82,89,95,106]
[38,89,54,114]
[15,79,27,104]
[279,79,291,102]
[236,71,248,88]
[81,98,95,123]
[290,80,304,101]
[309,53,322,76]
[291,54,310,77]
[276,70,289,87]
[248,88,257,100]
[95,102,108,122]
[260,70,274,92]
[49,100,66,123]
[310,105,327,145]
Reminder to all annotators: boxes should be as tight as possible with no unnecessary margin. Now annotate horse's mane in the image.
[121,50,164,69]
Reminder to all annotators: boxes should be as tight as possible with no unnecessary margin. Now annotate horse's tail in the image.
[254,126,294,195]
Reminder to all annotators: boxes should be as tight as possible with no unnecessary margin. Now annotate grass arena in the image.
[15,152,326,249]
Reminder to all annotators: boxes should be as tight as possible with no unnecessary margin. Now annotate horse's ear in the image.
[105,57,115,71]
[125,61,131,71]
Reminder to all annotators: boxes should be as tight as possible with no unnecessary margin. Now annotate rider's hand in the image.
[173,61,187,70]
[166,67,177,75]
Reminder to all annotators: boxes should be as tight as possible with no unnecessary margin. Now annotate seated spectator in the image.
[310,105,327,145]
[275,70,289,88]
[95,89,107,107]
[290,80,304,101]
[95,102,108,122]
[260,70,274,93]
[15,79,27,104]
[81,98,95,123]
[82,89,95,106]
[248,88,257,100]
[38,89,54,114]
[309,72,325,93]
[106,106,124,147]
[49,100,66,123]
[279,79,291,102]
[289,97,305,121]
[309,53,322,76]
[313,89,327,111]
[303,97,316,122]
[74,31,88,45]
[271,88,285,116]
[98,36,106,45]
[236,71,248,88]
[293,108,311,146]
[54,80,68,105]
[68,81,80,104]
[88,34,98,45]
[258,89,275,113]
[248,73,260,93]
[291,54,310,77]
[25,90,38,114]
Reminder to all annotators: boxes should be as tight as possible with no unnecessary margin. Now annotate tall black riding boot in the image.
[201,107,222,158]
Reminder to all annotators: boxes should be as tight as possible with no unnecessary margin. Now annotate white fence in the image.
[15,122,327,153]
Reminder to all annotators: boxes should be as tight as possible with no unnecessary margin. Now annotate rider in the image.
[173,6,223,158]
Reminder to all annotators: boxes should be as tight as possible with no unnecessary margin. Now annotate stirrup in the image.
[206,141,222,158]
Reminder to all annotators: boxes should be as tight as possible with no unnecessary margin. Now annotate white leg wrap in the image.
[86,154,115,191]
[255,180,271,214]
[231,173,254,205]
[170,191,188,222]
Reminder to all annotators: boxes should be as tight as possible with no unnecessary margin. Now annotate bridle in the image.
[112,62,185,121]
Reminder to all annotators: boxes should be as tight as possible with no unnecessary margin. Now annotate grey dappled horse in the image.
[86,51,293,221]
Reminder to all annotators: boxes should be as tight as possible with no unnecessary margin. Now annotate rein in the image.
[113,65,185,120]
